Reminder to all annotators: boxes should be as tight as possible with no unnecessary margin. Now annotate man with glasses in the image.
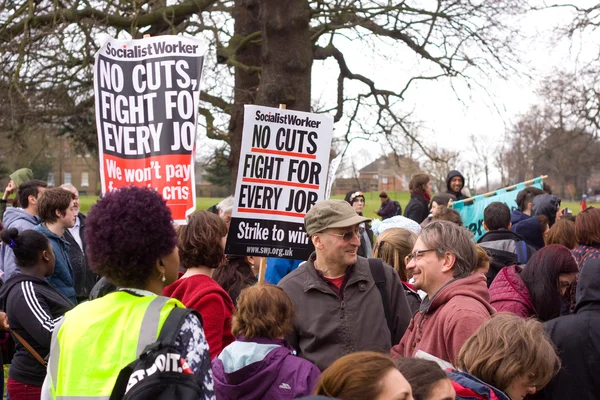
[279,200,412,371]
[391,220,495,364]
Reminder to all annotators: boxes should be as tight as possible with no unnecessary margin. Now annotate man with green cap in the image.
[0,168,33,220]
[278,199,412,371]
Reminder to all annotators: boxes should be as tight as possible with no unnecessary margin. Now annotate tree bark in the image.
[228,0,261,188]
[257,0,312,111]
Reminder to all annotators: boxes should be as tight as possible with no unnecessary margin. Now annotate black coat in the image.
[404,194,429,224]
[63,213,98,300]
[539,258,600,400]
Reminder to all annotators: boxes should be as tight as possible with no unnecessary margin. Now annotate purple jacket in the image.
[212,337,321,400]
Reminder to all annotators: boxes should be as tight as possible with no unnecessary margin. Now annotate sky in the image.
[191,1,599,190]
[307,1,599,188]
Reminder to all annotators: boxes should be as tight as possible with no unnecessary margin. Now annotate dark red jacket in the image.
[489,265,536,318]
[164,274,235,359]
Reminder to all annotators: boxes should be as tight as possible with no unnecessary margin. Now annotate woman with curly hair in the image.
[164,210,235,359]
[41,186,214,399]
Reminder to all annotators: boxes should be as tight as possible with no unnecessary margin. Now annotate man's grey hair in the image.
[60,183,78,194]
[419,220,477,277]
[217,195,234,214]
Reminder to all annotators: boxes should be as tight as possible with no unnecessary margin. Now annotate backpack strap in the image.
[515,240,528,264]
[109,306,198,400]
[367,258,394,341]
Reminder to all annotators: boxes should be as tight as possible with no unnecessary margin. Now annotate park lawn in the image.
[77,192,581,217]
[78,191,413,219]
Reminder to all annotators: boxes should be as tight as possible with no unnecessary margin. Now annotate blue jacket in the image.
[0,208,39,280]
[510,210,530,225]
[448,370,510,400]
[33,224,76,305]
[265,258,303,285]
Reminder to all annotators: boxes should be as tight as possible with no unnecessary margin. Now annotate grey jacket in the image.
[1,208,39,280]
[278,254,411,371]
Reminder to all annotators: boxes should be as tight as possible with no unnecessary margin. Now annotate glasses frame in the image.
[404,249,439,265]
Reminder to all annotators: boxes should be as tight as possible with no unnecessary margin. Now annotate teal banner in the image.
[450,177,544,241]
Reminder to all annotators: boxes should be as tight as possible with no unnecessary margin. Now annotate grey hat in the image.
[304,200,370,236]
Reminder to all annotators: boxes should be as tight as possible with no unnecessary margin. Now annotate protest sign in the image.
[94,36,206,224]
[225,105,334,260]
[450,177,544,241]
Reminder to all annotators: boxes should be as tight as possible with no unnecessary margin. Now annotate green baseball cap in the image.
[304,200,371,236]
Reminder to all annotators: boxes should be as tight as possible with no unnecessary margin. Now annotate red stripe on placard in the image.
[238,208,306,218]
[251,148,317,159]
[242,177,319,190]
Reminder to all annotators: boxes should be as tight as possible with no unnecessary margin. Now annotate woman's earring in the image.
[161,272,166,282]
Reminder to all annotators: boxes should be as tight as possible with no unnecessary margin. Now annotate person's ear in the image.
[246,256,256,266]
[156,259,166,281]
[55,209,62,218]
[42,250,51,262]
[312,234,324,250]
[440,252,456,273]
[508,222,512,230]
[527,202,533,212]
[483,221,489,232]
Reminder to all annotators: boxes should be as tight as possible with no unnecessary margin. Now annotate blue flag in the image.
[450,177,544,241]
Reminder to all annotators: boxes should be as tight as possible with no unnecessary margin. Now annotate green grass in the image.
[76,192,583,217]
[78,191,413,218]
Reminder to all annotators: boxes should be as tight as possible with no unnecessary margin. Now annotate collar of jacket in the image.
[302,252,370,294]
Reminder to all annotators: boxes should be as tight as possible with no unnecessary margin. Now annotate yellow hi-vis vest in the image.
[46,291,184,399]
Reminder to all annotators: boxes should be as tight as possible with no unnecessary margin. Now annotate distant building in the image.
[358,154,421,192]
[47,136,99,195]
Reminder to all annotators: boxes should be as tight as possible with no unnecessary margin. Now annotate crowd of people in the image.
[0,167,596,400]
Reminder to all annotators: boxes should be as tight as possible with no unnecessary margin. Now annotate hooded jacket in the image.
[510,209,530,225]
[532,194,561,227]
[212,337,320,400]
[33,224,76,305]
[477,230,536,286]
[488,265,536,319]
[0,274,73,386]
[448,371,510,400]
[391,273,494,364]
[0,168,33,220]
[0,208,40,280]
[279,254,412,371]
[540,259,600,400]
[511,216,545,250]
[446,170,467,200]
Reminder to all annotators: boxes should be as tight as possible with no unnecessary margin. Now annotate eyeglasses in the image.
[324,228,362,242]
[404,249,438,265]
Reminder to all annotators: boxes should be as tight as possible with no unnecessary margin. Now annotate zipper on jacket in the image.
[340,301,345,319]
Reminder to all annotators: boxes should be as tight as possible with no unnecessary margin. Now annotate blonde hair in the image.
[373,228,417,281]
[474,245,491,275]
[314,352,397,399]
[232,284,294,339]
[456,313,560,392]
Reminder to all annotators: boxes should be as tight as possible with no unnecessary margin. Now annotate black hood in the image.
[0,274,49,308]
[575,258,600,311]
[532,194,561,226]
[446,170,465,193]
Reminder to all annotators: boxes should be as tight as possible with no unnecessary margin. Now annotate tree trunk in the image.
[229,0,261,189]
[257,0,312,111]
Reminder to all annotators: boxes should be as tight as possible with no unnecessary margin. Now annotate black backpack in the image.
[368,258,394,342]
[109,308,206,400]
